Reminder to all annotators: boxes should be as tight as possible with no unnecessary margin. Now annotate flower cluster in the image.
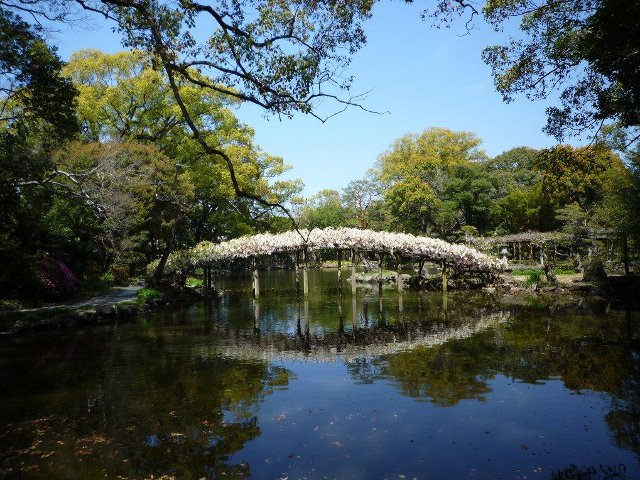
[35,256,78,299]
[155,228,506,275]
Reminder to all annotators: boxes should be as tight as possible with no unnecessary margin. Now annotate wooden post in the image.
[338,294,344,334]
[295,251,300,297]
[351,249,357,294]
[303,247,309,296]
[207,265,212,292]
[396,255,403,292]
[337,249,343,292]
[517,242,522,262]
[351,295,357,333]
[539,244,545,266]
[623,235,630,275]
[378,253,384,295]
[441,261,448,293]
[252,257,259,298]
[254,299,260,331]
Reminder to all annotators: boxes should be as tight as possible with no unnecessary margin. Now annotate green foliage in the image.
[553,268,579,275]
[0,9,79,296]
[513,268,578,276]
[479,0,640,142]
[377,127,490,237]
[536,145,622,209]
[137,287,162,303]
[341,171,386,229]
[524,270,544,287]
[296,189,349,229]
[186,277,203,288]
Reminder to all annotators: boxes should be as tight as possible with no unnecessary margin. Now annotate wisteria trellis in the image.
[150,228,506,275]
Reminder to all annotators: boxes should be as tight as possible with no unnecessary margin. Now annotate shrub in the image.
[552,267,579,275]
[34,256,78,299]
[524,270,544,287]
[583,258,608,283]
[137,288,162,303]
[186,277,203,288]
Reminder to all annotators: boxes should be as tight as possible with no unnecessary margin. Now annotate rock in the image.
[95,304,115,318]
[9,319,28,333]
[116,303,138,317]
[72,310,96,322]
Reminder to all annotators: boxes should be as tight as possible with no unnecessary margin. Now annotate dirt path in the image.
[15,286,143,313]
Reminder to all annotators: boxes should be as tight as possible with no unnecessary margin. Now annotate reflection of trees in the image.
[367,309,640,419]
[0,326,291,478]
[346,358,384,385]
[383,343,493,407]
[606,345,640,461]
[550,463,628,480]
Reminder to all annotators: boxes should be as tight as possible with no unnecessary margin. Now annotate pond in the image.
[1,269,640,479]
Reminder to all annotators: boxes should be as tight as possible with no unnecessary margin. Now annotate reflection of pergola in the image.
[203,311,511,363]
[154,228,506,296]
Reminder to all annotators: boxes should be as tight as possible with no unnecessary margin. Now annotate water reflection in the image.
[2,270,640,478]
[0,328,292,478]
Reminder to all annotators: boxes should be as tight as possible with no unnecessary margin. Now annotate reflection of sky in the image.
[234,363,636,479]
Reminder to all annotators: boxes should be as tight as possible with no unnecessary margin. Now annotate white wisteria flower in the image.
[154,228,507,275]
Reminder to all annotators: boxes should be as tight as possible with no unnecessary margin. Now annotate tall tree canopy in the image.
[477,0,640,143]
[376,127,490,237]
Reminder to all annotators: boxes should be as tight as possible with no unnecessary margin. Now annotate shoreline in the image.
[1,273,638,337]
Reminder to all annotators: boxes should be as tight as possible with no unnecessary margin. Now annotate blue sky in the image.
[52,1,565,196]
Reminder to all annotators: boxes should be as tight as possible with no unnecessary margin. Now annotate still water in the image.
[1,270,640,479]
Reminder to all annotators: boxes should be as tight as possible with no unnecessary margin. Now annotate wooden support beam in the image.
[254,299,260,331]
[303,247,309,296]
[396,256,403,292]
[442,261,448,293]
[295,251,300,297]
[337,249,343,292]
[351,295,357,332]
[252,257,259,298]
[351,249,357,294]
[378,253,384,295]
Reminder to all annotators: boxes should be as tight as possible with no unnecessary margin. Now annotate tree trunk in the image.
[623,235,630,275]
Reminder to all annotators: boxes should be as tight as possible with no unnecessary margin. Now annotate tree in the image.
[443,162,496,234]
[593,145,640,272]
[0,7,79,294]
[296,189,348,229]
[477,0,640,143]
[483,147,551,233]
[377,127,488,237]
[534,145,623,210]
[341,170,385,229]
[490,184,554,233]
[63,49,302,274]
[486,147,541,190]
[53,141,193,274]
